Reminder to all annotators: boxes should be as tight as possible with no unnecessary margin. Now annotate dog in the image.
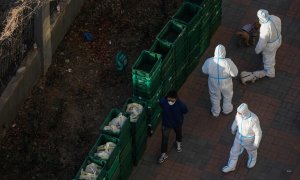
[236,21,260,47]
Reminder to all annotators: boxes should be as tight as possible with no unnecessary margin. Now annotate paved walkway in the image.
[129,0,300,179]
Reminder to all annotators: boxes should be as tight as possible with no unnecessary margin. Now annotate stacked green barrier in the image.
[73,156,106,180]
[122,98,148,165]
[132,123,148,165]
[132,51,163,136]
[99,108,131,151]
[184,0,210,7]
[145,93,162,136]
[105,155,120,180]
[172,2,203,53]
[156,20,188,92]
[156,20,187,70]
[149,40,176,96]
[210,0,222,35]
[147,107,162,135]
[122,98,147,135]
[88,134,120,169]
[184,0,222,37]
[171,2,203,89]
[185,42,201,75]
[120,139,133,180]
[132,50,162,100]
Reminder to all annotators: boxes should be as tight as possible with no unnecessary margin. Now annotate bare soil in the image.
[0,0,181,179]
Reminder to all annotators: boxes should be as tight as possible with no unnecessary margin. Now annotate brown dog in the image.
[236,21,260,47]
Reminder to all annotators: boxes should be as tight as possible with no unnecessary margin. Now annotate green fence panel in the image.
[88,134,120,169]
[183,0,210,8]
[120,139,133,163]
[172,2,203,51]
[99,109,131,150]
[132,51,162,100]
[162,75,176,97]
[73,156,106,180]
[186,50,201,75]
[120,152,133,180]
[132,50,162,79]
[149,39,175,71]
[210,11,222,35]
[148,107,162,136]
[132,74,161,96]
[187,41,201,62]
[156,20,188,70]
[133,130,147,166]
[105,154,120,180]
[122,98,147,136]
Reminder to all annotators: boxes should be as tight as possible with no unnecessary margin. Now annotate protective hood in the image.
[214,44,226,59]
[257,9,270,24]
[237,103,251,119]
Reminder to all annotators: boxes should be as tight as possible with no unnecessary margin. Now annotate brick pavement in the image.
[129,0,300,179]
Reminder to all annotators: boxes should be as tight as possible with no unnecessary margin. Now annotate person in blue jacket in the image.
[157,90,188,164]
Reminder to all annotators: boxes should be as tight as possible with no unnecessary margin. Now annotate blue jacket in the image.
[159,98,188,128]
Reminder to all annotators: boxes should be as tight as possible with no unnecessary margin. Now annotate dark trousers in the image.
[161,126,182,153]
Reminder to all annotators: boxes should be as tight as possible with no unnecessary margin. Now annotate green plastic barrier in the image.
[120,150,133,180]
[99,109,131,150]
[88,134,120,169]
[132,128,148,166]
[172,2,203,51]
[106,156,120,180]
[156,20,188,69]
[73,156,106,180]
[122,98,147,137]
[132,50,162,78]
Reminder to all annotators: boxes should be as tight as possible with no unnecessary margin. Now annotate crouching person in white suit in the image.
[240,9,282,85]
[222,103,262,173]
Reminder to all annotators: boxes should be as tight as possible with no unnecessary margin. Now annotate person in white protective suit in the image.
[222,103,262,173]
[202,44,238,117]
[240,9,282,85]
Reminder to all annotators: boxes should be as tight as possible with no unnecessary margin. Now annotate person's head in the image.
[237,103,251,118]
[166,90,177,106]
[214,44,226,59]
[257,9,270,24]
[253,21,261,30]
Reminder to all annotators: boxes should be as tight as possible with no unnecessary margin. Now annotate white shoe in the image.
[247,158,256,168]
[222,166,235,173]
[176,141,182,152]
[157,153,168,164]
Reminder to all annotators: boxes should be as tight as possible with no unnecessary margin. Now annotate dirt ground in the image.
[0,0,181,179]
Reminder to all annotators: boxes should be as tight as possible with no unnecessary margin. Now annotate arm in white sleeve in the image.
[226,59,238,77]
[231,118,238,134]
[255,26,269,54]
[253,119,262,147]
[202,59,209,75]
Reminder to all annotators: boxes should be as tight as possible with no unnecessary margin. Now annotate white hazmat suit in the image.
[222,103,262,173]
[202,44,238,117]
[241,9,282,84]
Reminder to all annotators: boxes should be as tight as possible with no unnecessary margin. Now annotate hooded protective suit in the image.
[222,103,262,173]
[202,44,238,117]
[255,9,282,78]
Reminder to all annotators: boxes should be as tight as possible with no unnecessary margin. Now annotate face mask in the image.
[168,101,175,106]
